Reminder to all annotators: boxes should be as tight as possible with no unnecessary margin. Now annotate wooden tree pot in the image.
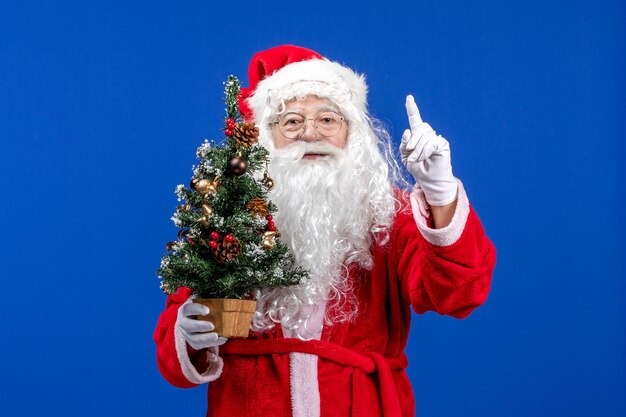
[192,298,257,338]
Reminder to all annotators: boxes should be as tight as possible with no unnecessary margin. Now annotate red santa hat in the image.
[239,45,368,123]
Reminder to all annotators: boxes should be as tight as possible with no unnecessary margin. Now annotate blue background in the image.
[1,1,624,416]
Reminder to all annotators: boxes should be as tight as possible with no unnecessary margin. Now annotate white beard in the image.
[251,139,395,339]
[269,142,371,281]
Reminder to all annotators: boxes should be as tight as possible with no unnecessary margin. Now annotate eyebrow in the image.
[284,104,341,113]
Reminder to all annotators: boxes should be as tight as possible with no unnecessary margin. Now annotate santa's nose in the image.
[298,120,321,141]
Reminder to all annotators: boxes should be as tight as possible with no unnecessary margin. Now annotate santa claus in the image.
[154,45,496,417]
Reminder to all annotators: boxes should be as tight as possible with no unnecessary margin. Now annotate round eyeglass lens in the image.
[277,112,343,139]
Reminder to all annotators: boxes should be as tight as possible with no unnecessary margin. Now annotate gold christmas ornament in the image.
[262,173,275,191]
[206,176,220,195]
[202,204,213,217]
[262,157,275,190]
[232,121,259,148]
[262,231,277,250]
[197,208,211,227]
[192,178,212,196]
[246,198,268,217]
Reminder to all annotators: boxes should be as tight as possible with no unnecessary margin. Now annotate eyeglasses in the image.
[272,111,345,140]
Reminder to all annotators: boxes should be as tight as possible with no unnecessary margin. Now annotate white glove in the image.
[176,297,228,350]
[400,95,458,206]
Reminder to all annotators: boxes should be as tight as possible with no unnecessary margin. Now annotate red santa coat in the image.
[154,183,496,417]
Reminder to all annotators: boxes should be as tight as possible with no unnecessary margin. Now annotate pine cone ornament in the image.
[232,122,259,148]
[212,236,242,263]
[246,197,269,217]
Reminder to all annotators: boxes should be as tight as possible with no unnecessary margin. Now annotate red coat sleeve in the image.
[153,287,201,388]
[394,201,496,319]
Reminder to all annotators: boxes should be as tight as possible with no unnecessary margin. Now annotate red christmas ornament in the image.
[209,240,218,249]
[267,222,276,232]
[209,231,220,240]
[187,238,195,244]
[226,118,235,126]
[224,233,234,242]
[225,128,233,136]
[265,214,273,221]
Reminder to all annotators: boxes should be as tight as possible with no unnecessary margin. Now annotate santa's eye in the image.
[317,111,341,123]
[279,115,305,130]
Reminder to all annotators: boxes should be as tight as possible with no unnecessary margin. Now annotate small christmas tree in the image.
[157,75,307,300]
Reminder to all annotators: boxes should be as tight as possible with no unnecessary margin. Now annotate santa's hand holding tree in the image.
[157,75,308,349]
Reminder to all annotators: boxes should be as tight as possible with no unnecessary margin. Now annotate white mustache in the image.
[271,141,344,163]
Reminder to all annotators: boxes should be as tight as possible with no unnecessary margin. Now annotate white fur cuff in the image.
[410,179,470,247]
[174,323,224,384]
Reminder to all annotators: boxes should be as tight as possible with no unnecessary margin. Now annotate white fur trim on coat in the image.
[410,178,470,247]
[289,353,321,417]
[174,323,223,384]
[283,299,327,417]
[246,58,368,123]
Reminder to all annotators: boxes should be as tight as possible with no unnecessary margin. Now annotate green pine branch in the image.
[157,75,308,299]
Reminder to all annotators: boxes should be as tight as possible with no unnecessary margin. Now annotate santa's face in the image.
[271,95,349,154]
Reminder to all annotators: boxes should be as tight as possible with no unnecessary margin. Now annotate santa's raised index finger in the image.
[405,95,423,130]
